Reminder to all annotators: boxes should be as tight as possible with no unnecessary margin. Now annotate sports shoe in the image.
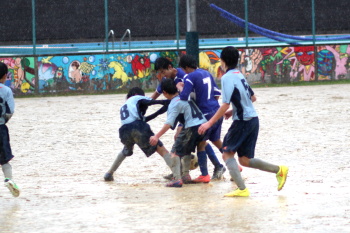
[163,173,173,180]
[181,174,192,184]
[192,175,210,183]
[276,165,289,191]
[211,166,226,180]
[104,172,114,181]
[4,178,20,197]
[224,188,250,197]
[166,179,183,188]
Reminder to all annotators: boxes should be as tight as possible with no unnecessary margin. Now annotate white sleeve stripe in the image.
[185,79,193,85]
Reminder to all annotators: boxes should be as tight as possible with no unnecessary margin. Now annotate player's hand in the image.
[198,122,211,135]
[149,136,159,146]
[176,82,184,92]
[224,110,233,120]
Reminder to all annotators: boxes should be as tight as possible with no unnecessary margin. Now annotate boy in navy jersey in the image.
[0,62,20,197]
[198,46,289,197]
[151,57,186,100]
[104,87,181,187]
[149,78,207,187]
[177,55,227,183]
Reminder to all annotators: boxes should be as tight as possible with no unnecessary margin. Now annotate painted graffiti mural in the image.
[37,52,171,93]
[1,45,350,95]
[0,57,35,94]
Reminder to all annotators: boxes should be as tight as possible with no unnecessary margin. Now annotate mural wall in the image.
[1,44,350,95]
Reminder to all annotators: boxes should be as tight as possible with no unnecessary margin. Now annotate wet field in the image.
[1,84,349,233]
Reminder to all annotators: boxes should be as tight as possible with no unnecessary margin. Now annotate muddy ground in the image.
[1,84,349,233]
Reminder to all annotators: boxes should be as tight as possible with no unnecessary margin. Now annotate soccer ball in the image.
[190,154,198,170]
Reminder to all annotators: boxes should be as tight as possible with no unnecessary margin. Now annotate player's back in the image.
[120,95,151,125]
[221,69,257,121]
[181,69,220,114]
[0,83,14,125]
[166,96,207,129]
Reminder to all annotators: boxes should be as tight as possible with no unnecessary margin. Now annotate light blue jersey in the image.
[120,95,152,125]
[165,96,207,129]
[0,83,14,125]
[221,69,257,121]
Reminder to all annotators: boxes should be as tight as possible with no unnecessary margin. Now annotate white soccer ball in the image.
[190,153,198,170]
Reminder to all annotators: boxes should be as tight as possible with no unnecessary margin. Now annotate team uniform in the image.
[155,68,186,95]
[119,95,167,157]
[166,96,207,156]
[179,68,222,142]
[221,69,258,158]
[0,83,14,166]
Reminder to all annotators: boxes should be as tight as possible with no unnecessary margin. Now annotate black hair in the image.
[154,57,173,71]
[178,54,197,69]
[220,46,239,71]
[0,62,8,79]
[161,78,177,95]
[126,87,145,98]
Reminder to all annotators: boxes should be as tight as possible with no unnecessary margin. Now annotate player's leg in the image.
[180,154,192,183]
[1,125,19,197]
[192,140,211,183]
[238,117,288,191]
[157,145,182,188]
[221,121,249,197]
[2,163,19,197]
[104,123,136,181]
[104,149,129,181]
[223,152,249,197]
[204,117,228,180]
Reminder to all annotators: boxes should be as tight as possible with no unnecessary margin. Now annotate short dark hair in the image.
[154,57,173,71]
[161,78,177,95]
[0,62,8,78]
[127,87,145,98]
[220,46,239,70]
[178,54,197,69]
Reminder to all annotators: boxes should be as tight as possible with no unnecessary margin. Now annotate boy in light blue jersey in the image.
[199,46,289,197]
[150,78,208,187]
[177,55,229,183]
[104,87,182,188]
[151,57,194,183]
[0,62,20,197]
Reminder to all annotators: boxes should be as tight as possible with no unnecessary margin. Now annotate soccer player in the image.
[0,62,20,197]
[198,46,289,197]
[103,87,181,187]
[177,55,226,183]
[149,78,208,187]
[151,57,186,100]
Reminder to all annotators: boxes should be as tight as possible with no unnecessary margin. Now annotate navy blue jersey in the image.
[179,69,220,114]
[221,69,257,121]
[156,68,186,94]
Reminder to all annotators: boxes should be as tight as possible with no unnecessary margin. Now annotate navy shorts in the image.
[171,125,205,157]
[222,117,259,158]
[0,124,14,165]
[204,111,223,142]
[119,120,163,157]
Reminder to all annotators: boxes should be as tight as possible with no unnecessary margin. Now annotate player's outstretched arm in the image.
[150,124,171,146]
[198,103,230,135]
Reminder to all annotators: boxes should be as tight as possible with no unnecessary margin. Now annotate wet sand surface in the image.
[1,84,349,233]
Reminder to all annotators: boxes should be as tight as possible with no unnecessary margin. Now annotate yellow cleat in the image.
[276,165,289,191]
[224,188,250,197]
